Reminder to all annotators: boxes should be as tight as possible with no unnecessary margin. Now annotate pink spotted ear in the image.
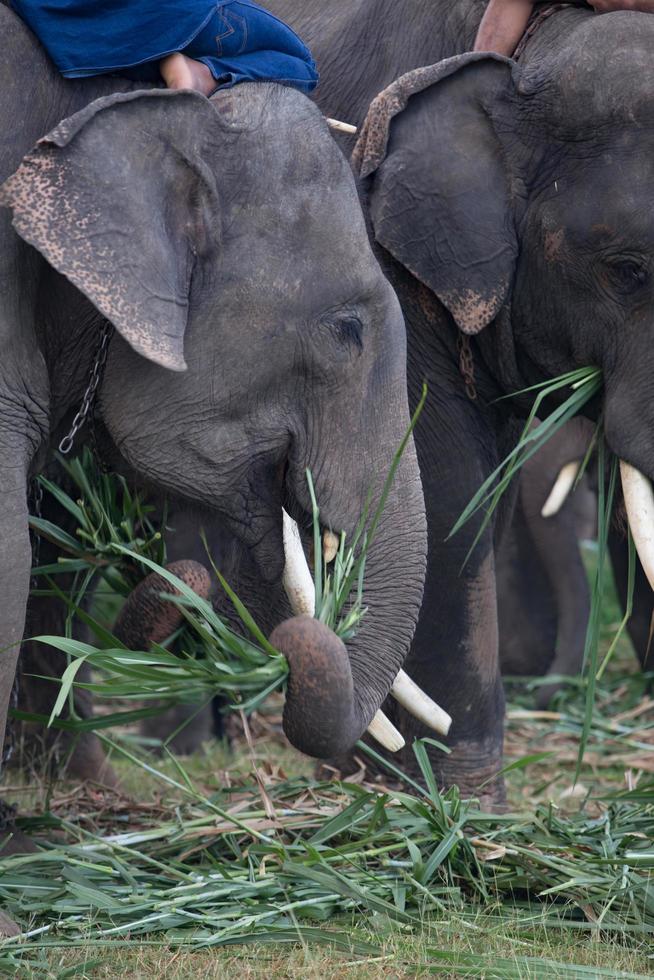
[0,89,219,370]
[354,54,518,334]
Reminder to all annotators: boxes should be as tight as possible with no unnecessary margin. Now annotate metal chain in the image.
[59,322,114,455]
[457,334,478,401]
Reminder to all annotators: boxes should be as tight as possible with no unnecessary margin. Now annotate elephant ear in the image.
[353,54,519,334]
[0,89,220,370]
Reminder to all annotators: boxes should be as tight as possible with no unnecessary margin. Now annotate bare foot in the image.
[160,53,216,95]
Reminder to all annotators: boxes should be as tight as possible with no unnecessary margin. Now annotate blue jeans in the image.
[13,0,318,93]
[187,1,318,93]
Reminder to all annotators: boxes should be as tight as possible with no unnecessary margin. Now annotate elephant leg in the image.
[609,527,654,672]
[383,385,507,807]
[17,637,120,789]
[521,485,591,709]
[139,702,215,756]
[137,507,249,753]
[394,540,505,806]
[0,437,34,935]
[496,497,558,678]
[0,468,30,772]
[16,481,119,789]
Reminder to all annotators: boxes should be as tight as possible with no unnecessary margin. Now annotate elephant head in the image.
[1,82,429,759]
[354,14,654,593]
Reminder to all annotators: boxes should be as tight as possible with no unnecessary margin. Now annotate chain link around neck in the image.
[59,322,114,455]
[457,334,478,401]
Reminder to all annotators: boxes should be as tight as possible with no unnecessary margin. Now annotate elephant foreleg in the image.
[18,480,119,788]
[386,387,507,807]
[0,464,32,779]
[520,481,591,708]
[0,440,33,934]
[395,531,506,806]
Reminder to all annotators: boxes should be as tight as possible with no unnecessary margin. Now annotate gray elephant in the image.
[0,5,429,872]
[266,0,654,802]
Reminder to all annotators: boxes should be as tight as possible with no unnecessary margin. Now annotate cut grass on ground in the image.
[2,549,654,977]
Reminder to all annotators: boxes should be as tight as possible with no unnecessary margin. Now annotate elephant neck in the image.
[37,293,111,454]
[475,307,551,419]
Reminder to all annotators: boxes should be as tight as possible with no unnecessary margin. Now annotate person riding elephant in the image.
[0,4,433,928]
[11,0,319,95]
[262,0,654,803]
[474,0,654,59]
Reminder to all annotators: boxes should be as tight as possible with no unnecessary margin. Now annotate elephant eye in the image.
[609,258,649,293]
[322,314,363,351]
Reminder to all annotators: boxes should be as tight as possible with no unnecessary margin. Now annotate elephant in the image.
[0,4,430,885]
[264,0,654,802]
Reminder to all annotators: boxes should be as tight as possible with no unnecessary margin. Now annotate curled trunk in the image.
[277,445,427,758]
[270,616,360,757]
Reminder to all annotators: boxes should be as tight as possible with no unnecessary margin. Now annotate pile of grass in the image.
[0,735,653,972]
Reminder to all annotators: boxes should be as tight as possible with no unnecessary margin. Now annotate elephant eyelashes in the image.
[324,316,364,351]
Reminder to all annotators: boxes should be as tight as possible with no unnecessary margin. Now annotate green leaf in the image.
[478,751,555,789]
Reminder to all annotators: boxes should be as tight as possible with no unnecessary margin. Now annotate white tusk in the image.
[390,669,452,736]
[620,461,654,593]
[323,529,339,564]
[541,460,582,518]
[282,509,315,616]
[281,510,417,752]
[367,710,405,752]
[327,117,358,135]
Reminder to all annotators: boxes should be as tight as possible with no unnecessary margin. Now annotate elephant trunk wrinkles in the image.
[275,454,427,759]
[270,616,359,757]
[113,561,212,649]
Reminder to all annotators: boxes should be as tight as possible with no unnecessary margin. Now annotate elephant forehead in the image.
[536,145,654,242]
[211,82,347,184]
[207,86,371,260]
[216,179,378,296]
[519,16,654,136]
